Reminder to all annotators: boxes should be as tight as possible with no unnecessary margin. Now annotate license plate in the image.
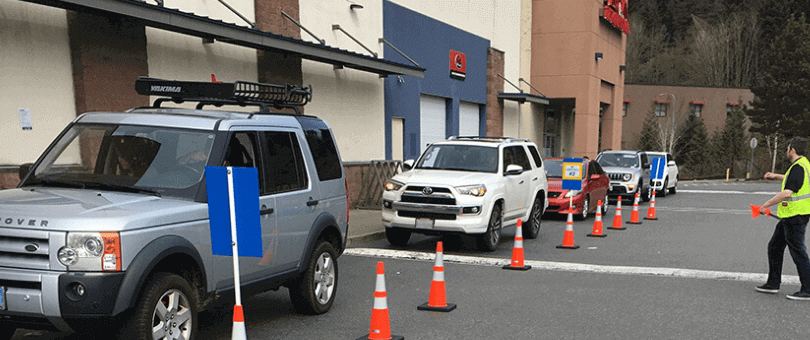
[0,286,5,310]
[415,218,434,229]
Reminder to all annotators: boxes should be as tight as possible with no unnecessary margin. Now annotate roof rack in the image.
[134,77,312,114]
[447,136,531,143]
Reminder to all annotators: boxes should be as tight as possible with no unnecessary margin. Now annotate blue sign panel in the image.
[205,166,262,257]
[562,158,583,191]
[651,157,665,180]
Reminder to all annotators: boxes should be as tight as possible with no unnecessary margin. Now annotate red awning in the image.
[691,101,706,105]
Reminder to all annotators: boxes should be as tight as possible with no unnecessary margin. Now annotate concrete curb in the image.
[347,231,386,247]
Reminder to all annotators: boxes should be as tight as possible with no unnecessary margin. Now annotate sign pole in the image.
[226,167,242,306]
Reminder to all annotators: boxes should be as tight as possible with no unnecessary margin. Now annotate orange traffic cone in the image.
[232,305,247,340]
[357,262,404,340]
[644,190,658,220]
[557,209,580,249]
[587,200,607,237]
[608,198,626,230]
[419,242,457,311]
[503,219,532,270]
[627,191,643,225]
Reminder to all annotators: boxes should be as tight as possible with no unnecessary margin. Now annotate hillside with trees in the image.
[626,0,810,178]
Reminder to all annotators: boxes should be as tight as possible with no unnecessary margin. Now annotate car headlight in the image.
[58,232,122,271]
[384,179,404,191]
[564,190,580,198]
[622,173,632,181]
[456,184,487,197]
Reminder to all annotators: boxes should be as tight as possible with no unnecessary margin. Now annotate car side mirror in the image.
[668,160,676,166]
[19,163,33,180]
[505,164,523,176]
[402,159,415,171]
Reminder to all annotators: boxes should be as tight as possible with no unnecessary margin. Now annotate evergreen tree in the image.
[748,15,810,138]
[636,111,660,151]
[673,113,710,178]
[714,104,748,177]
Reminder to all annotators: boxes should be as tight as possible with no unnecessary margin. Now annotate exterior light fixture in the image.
[350,3,364,10]
[619,65,626,72]
[595,52,603,60]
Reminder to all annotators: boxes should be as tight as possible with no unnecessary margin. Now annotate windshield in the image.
[416,145,498,173]
[544,160,566,178]
[597,153,639,168]
[23,123,216,200]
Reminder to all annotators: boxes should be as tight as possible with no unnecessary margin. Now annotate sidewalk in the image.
[346,209,385,247]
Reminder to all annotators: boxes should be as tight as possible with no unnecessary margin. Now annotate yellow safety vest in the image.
[778,156,810,218]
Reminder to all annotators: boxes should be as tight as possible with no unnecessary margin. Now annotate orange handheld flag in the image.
[750,204,778,219]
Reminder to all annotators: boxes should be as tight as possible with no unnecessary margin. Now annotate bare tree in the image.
[688,13,760,88]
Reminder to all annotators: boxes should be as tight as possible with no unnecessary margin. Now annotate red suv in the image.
[544,158,610,220]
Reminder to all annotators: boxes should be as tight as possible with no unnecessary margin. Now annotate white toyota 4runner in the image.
[381,137,548,251]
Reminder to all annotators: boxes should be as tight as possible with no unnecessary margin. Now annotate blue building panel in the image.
[383,1,490,160]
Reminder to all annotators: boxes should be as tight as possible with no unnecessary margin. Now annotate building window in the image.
[622,102,628,117]
[655,103,668,117]
[689,103,702,117]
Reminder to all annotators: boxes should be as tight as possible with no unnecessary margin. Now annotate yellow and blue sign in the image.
[562,158,583,190]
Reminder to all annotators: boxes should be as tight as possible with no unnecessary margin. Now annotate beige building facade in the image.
[531,0,627,159]
[622,84,755,150]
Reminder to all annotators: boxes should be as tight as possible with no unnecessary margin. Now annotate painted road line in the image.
[653,207,750,215]
[345,248,800,285]
[678,189,777,195]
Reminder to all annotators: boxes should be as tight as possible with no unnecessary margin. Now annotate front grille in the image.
[398,210,457,220]
[404,186,452,193]
[607,173,628,181]
[401,195,455,205]
[400,186,456,205]
[0,229,54,270]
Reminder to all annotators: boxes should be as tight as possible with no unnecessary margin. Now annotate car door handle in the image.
[307,199,319,207]
[519,180,524,184]
[260,207,274,215]
[533,177,538,181]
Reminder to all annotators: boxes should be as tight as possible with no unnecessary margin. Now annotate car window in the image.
[597,153,639,167]
[504,146,532,170]
[416,144,498,173]
[528,145,543,168]
[262,131,308,195]
[296,117,342,181]
[592,161,605,175]
[544,160,562,178]
[587,161,596,177]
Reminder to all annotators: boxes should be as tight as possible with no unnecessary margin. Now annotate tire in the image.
[601,194,610,214]
[0,324,15,340]
[575,195,590,220]
[669,179,677,194]
[524,196,543,239]
[641,179,651,202]
[385,227,411,246]
[289,241,339,315]
[659,178,668,197]
[122,273,199,340]
[477,205,502,252]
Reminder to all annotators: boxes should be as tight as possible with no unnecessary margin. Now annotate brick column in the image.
[255,0,303,88]
[67,12,149,172]
[486,47,505,136]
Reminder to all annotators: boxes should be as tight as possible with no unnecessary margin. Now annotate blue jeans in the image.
[766,215,810,293]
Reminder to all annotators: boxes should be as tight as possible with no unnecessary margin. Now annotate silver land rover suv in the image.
[596,150,651,202]
[0,77,348,339]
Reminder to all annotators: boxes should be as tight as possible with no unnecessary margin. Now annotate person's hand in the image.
[764,172,775,180]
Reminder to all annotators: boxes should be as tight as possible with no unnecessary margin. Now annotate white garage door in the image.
[459,101,480,137]
[420,95,446,155]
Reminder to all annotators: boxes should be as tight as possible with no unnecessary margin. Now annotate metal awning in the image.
[21,0,425,78]
[498,92,550,105]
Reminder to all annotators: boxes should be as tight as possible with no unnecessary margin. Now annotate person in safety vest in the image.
[757,137,810,300]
